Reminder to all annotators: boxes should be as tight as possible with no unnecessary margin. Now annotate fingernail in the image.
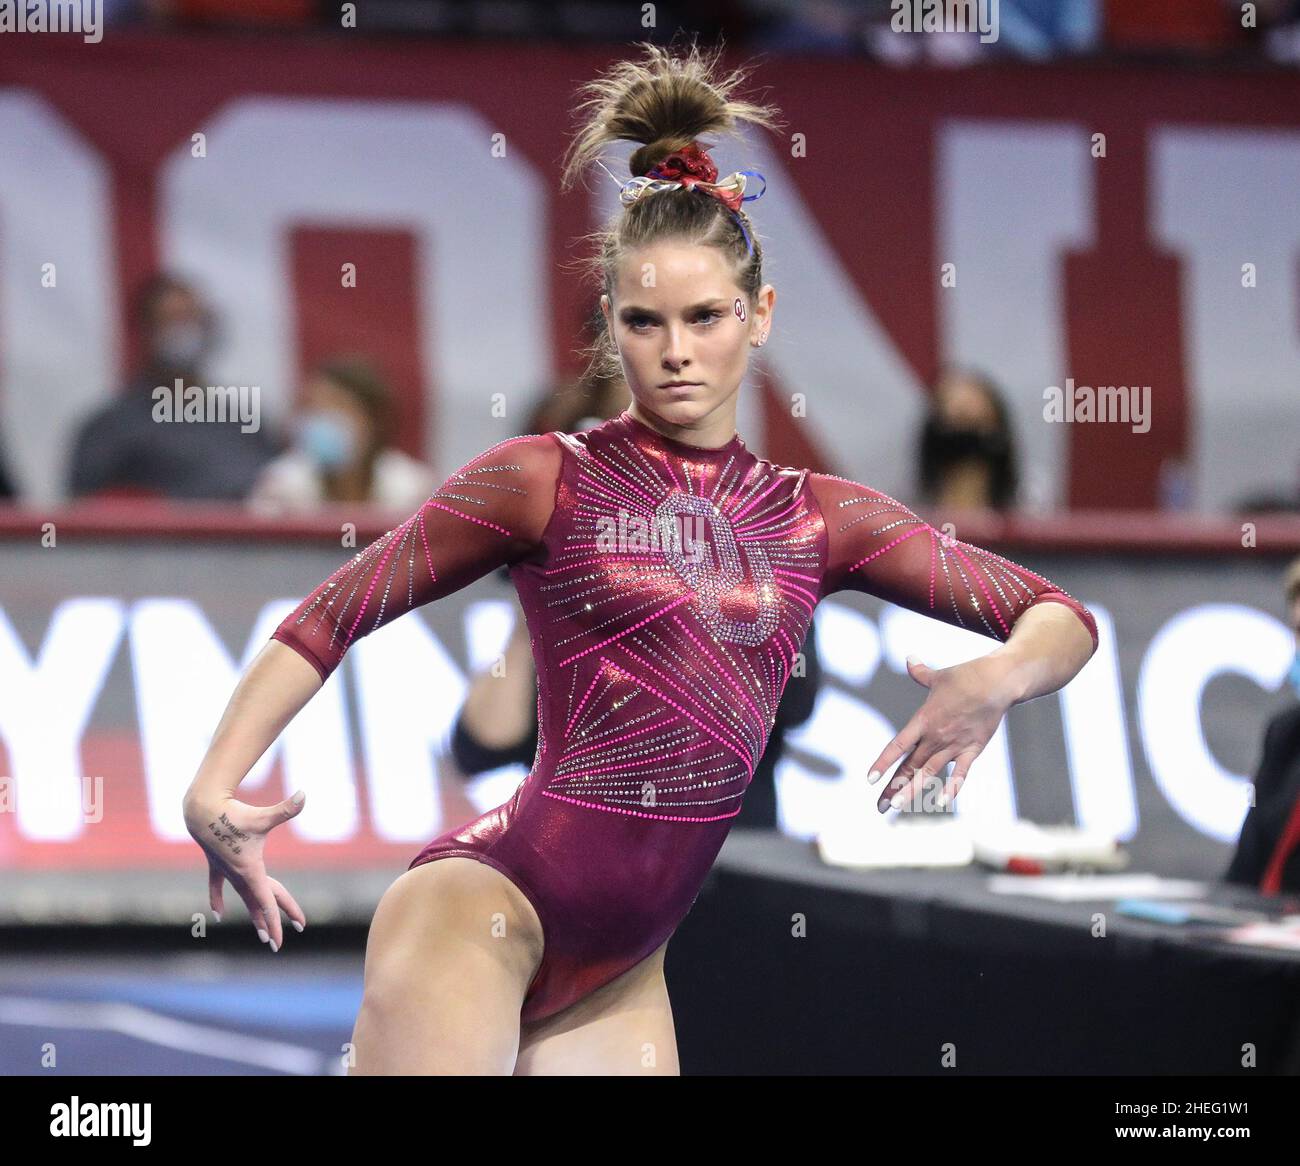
[906,654,919,666]
[936,792,949,809]
[291,920,304,933]
[867,769,883,785]
[257,928,269,944]
[890,789,908,811]
[212,910,221,923]
[269,938,279,953]
[291,789,305,806]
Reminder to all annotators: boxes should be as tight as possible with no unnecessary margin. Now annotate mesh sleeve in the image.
[271,433,564,681]
[808,473,1099,652]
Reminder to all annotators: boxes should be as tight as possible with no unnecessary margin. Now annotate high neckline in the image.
[618,409,746,457]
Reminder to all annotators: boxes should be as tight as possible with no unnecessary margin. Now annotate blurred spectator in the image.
[1224,558,1300,895]
[247,357,436,513]
[67,273,280,501]
[917,365,1020,513]
[0,438,15,500]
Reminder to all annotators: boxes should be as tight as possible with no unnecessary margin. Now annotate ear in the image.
[599,293,611,325]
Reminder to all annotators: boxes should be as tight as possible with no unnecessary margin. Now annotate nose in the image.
[661,323,690,372]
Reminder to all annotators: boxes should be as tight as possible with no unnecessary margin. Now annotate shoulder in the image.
[803,470,906,516]
[456,432,567,495]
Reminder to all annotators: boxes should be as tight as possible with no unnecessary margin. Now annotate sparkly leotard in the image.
[271,408,1099,1023]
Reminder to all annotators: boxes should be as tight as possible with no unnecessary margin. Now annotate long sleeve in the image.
[808,472,1099,653]
[271,433,564,682]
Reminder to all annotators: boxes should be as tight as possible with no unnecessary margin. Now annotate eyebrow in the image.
[617,299,729,319]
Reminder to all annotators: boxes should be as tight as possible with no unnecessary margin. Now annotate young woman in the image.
[183,42,1098,1075]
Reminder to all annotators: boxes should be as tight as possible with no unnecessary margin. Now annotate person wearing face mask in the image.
[917,366,1020,513]
[67,273,281,500]
[246,357,437,512]
[1225,558,1300,895]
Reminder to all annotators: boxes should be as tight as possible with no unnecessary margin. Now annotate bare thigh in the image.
[513,938,679,1076]
[348,857,545,1075]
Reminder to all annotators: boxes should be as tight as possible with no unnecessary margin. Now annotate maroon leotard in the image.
[271,408,1099,1023]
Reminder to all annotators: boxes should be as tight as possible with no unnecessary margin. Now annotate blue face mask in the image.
[296,410,357,471]
[1289,650,1300,699]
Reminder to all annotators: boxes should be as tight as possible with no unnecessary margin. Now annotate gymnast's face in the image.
[600,241,773,434]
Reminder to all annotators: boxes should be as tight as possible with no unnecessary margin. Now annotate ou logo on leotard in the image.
[653,492,779,648]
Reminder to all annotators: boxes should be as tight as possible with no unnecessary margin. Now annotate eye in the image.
[696,310,724,326]
[627,315,655,332]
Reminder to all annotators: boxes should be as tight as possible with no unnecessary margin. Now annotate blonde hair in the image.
[560,40,783,382]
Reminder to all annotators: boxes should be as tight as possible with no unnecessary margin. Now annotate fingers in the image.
[877,742,964,813]
[941,748,981,806]
[250,887,283,952]
[248,790,306,835]
[867,719,924,786]
[268,876,307,935]
[230,872,284,952]
[877,758,945,814]
[207,862,225,922]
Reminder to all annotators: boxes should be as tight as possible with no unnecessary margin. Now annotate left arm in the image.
[808,472,1099,812]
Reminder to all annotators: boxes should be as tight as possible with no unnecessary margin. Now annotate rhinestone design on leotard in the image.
[814,473,1099,649]
[275,409,1099,1027]
[528,419,820,822]
[286,443,529,659]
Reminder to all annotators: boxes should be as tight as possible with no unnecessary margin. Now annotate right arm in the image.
[182,432,563,949]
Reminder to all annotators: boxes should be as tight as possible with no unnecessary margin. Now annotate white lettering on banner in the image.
[776,687,900,839]
[814,600,883,687]
[937,121,1095,512]
[350,614,469,842]
[1139,603,1295,842]
[129,599,356,842]
[1059,606,1136,842]
[158,98,553,481]
[0,598,1293,849]
[1152,130,1300,513]
[0,92,117,504]
[0,599,123,840]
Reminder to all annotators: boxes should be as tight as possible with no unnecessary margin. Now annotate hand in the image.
[183,789,308,951]
[867,654,1015,813]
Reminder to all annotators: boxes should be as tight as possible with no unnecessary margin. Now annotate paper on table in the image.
[985,873,1208,902]
[1221,921,1300,951]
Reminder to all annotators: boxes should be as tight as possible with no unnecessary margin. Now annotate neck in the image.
[626,398,738,450]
